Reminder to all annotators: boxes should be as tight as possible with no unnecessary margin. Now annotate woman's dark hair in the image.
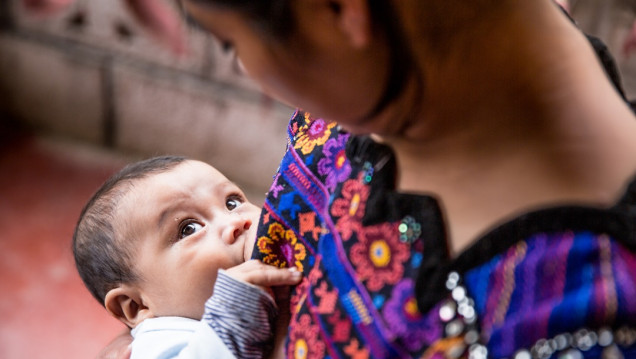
[188,0,293,39]
[72,155,188,306]
[188,0,418,122]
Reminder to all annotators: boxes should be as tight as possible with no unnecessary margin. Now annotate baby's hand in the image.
[225,260,302,289]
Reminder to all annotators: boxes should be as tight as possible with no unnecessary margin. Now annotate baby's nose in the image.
[232,219,252,239]
[225,217,252,244]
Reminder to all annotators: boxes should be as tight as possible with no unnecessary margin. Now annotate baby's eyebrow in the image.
[156,200,185,230]
[216,180,239,194]
[157,205,176,230]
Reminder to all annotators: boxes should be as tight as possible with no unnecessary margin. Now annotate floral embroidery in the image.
[257,111,434,357]
[314,281,338,314]
[288,314,326,359]
[291,277,310,314]
[293,338,309,359]
[291,257,324,313]
[330,178,370,241]
[300,111,315,132]
[327,309,352,343]
[383,279,443,350]
[268,173,284,198]
[278,192,302,220]
[350,223,410,291]
[299,212,322,241]
[257,222,307,271]
[318,134,351,190]
[343,338,370,359]
[294,118,336,155]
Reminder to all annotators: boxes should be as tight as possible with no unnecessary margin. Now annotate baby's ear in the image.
[104,285,153,328]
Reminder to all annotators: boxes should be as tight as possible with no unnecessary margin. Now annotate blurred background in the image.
[1,0,636,357]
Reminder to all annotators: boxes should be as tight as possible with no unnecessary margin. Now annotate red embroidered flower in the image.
[288,314,326,359]
[383,279,442,350]
[350,222,410,291]
[331,178,370,241]
[257,222,307,271]
[294,117,336,155]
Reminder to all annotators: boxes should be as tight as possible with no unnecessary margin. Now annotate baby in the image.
[72,156,301,359]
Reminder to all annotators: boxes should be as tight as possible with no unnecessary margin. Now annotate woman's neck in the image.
[383,0,636,256]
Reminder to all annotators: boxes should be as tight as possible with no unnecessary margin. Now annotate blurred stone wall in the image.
[0,0,293,203]
[570,0,636,99]
[1,0,636,201]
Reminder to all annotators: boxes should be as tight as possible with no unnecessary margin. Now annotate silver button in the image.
[439,299,457,322]
[513,349,531,359]
[559,348,583,359]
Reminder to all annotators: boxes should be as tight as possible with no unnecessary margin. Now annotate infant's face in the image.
[117,160,261,319]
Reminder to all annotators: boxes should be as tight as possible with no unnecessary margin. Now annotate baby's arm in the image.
[203,261,301,359]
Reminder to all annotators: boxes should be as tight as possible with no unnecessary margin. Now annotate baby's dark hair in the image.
[72,155,188,306]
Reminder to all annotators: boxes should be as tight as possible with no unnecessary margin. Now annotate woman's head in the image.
[182,0,424,134]
[182,0,560,138]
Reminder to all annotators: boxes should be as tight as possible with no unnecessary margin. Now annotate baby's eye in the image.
[226,195,244,211]
[179,221,203,239]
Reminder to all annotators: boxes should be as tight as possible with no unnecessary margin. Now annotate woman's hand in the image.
[624,21,636,58]
[96,328,132,359]
[224,260,302,291]
[21,0,73,15]
[21,0,185,53]
[122,0,186,54]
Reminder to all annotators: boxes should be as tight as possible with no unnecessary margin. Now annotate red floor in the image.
[0,131,130,358]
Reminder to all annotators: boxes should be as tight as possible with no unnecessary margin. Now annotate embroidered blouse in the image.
[252,110,636,359]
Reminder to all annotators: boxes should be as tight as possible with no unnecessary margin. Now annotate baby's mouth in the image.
[242,228,256,261]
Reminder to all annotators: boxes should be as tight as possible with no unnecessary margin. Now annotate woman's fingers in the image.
[96,328,132,359]
[21,0,74,15]
[623,22,636,58]
[226,260,302,287]
[123,0,186,54]
[22,0,187,54]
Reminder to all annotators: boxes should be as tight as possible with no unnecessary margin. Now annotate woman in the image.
[72,0,636,357]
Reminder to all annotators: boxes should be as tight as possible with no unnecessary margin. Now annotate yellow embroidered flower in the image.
[294,117,336,155]
[257,222,307,271]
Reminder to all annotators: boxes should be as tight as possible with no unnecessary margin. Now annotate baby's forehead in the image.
[156,160,228,183]
[115,161,233,218]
